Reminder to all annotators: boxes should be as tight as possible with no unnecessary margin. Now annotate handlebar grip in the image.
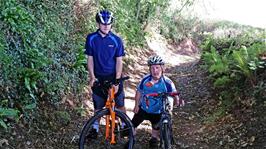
[146,93,159,97]
[169,92,179,96]
[114,76,130,85]
[119,76,130,81]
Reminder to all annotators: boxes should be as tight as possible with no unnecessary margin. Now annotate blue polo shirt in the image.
[137,75,177,114]
[84,30,125,77]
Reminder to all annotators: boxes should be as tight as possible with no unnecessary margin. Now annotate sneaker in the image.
[124,141,129,149]
[86,128,98,139]
[149,137,159,147]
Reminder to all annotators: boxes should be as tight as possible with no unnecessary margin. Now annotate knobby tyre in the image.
[79,108,134,149]
[160,122,172,149]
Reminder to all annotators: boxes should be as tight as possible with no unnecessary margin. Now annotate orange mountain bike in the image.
[79,77,134,149]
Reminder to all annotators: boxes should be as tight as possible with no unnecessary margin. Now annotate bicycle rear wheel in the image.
[79,108,134,149]
[160,121,172,149]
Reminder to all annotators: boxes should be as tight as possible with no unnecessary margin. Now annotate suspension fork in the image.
[105,87,116,144]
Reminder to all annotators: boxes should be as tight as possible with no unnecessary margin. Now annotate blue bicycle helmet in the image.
[95,10,114,25]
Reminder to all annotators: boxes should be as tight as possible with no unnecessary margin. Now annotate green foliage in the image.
[73,44,87,71]
[232,46,252,78]
[96,0,171,47]
[205,46,229,73]
[253,82,266,101]
[0,0,88,128]
[204,92,234,123]
[201,31,266,107]
[159,0,198,43]
[75,106,87,117]
[0,29,11,82]
[204,107,226,123]
[200,23,265,53]
[54,111,71,126]
[213,76,231,87]
[0,107,20,129]
[202,45,231,88]
[97,0,144,46]
[1,0,35,37]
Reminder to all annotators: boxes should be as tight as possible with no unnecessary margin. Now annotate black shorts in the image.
[131,107,161,130]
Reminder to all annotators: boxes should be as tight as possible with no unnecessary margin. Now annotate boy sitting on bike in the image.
[131,55,185,147]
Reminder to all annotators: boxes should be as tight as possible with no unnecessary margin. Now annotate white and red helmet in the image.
[147,55,165,66]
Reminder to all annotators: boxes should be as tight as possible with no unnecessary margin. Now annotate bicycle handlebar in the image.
[145,92,179,97]
[94,76,130,89]
[117,76,130,83]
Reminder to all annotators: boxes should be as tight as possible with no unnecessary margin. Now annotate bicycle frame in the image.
[95,77,129,145]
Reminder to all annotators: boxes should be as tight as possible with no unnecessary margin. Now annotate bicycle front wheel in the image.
[79,108,134,149]
[160,122,172,149]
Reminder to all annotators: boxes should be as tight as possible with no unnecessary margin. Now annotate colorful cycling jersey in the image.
[84,30,125,77]
[137,75,177,114]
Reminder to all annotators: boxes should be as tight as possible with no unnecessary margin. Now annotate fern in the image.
[232,46,252,78]
[203,46,229,75]
[0,108,20,129]
[214,75,231,87]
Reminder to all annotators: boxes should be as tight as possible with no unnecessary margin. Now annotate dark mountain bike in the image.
[146,92,179,149]
[79,77,134,149]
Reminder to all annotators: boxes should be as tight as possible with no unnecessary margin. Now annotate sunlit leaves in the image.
[0,0,35,37]
[201,32,266,132]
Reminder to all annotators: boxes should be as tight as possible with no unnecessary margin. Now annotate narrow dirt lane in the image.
[169,63,212,148]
